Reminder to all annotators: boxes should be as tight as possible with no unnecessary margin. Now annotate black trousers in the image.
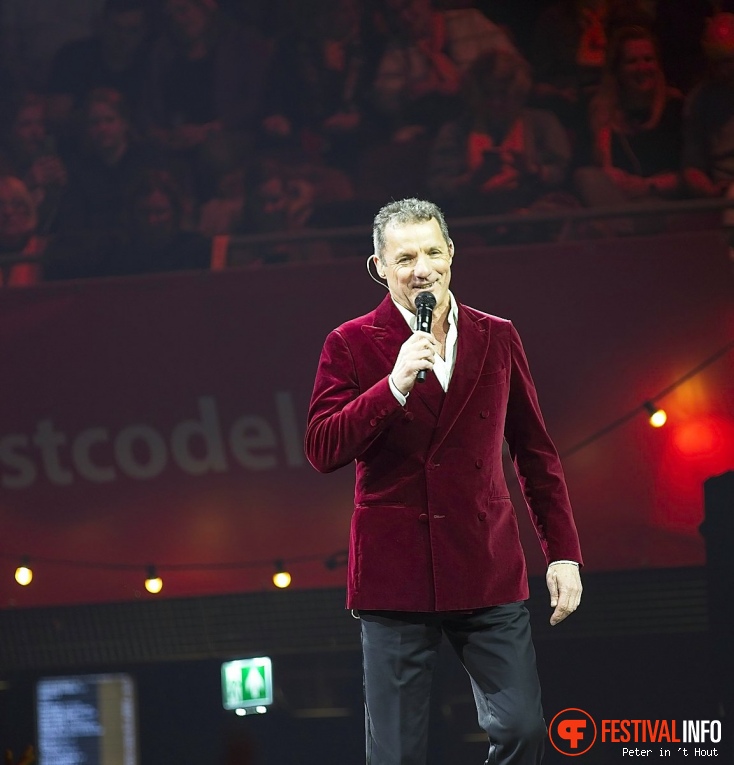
[359,602,546,765]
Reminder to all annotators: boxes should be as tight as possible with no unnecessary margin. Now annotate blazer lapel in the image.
[360,295,443,418]
[361,295,410,365]
[431,304,491,452]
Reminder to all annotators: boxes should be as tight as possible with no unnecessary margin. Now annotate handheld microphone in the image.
[414,291,436,383]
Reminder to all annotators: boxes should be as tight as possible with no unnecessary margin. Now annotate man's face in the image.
[619,39,659,95]
[87,103,128,153]
[13,105,46,153]
[387,0,432,39]
[0,185,35,247]
[134,189,176,245]
[375,218,453,315]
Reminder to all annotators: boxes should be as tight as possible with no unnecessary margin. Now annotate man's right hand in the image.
[390,331,439,395]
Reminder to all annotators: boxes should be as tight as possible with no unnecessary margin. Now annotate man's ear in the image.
[448,239,455,262]
[374,255,386,278]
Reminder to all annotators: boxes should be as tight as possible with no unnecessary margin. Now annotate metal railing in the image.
[2,197,733,276]
[225,196,734,248]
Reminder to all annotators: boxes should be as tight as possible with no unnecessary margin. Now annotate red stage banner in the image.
[1,231,733,607]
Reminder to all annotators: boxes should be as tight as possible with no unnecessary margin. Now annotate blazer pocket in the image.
[476,368,507,387]
[356,501,407,509]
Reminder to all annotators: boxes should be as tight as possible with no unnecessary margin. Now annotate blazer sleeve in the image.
[305,328,405,473]
[503,322,583,565]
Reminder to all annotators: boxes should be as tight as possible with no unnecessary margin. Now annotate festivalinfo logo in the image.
[548,708,722,758]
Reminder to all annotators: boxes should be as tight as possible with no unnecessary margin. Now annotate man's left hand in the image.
[546,563,582,626]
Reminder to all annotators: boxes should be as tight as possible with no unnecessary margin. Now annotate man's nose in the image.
[413,253,432,276]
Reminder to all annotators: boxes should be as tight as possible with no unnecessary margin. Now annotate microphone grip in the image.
[415,307,432,384]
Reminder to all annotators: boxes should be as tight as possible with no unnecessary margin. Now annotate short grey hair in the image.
[372,198,451,263]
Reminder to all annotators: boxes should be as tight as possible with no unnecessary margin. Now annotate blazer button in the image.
[418,513,429,524]
[480,410,490,419]
[478,512,487,521]
[404,412,415,422]
[370,418,378,426]
[380,408,389,416]
[475,459,483,469]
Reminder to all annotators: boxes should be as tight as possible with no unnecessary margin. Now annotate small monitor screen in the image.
[36,673,138,765]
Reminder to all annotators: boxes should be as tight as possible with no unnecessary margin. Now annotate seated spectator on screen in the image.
[682,12,734,199]
[64,87,181,232]
[574,26,684,207]
[355,0,518,203]
[370,0,517,143]
[46,169,210,279]
[261,0,377,175]
[0,93,68,234]
[141,0,270,199]
[122,171,210,273]
[427,49,574,221]
[653,0,734,95]
[246,153,355,263]
[0,175,46,287]
[46,0,152,129]
[529,0,654,135]
[198,166,248,237]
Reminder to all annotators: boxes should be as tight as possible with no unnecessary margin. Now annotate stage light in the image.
[272,560,291,589]
[14,556,32,586]
[144,565,163,594]
[644,401,667,428]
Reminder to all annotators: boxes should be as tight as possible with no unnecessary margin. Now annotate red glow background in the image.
[0,230,732,608]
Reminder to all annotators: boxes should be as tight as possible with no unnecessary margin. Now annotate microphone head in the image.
[415,292,436,311]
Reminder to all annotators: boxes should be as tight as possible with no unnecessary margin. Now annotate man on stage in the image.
[305,198,583,764]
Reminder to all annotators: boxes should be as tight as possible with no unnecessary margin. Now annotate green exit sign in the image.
[221,658,273,710]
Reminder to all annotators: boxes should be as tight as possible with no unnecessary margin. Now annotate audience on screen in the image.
[0,175,46,287]
[682,12,734,199]
[574,26,684,213]
[0,92,68,234]
[46,0,153,130]
[427,49,574,226]
[0,0,730,280]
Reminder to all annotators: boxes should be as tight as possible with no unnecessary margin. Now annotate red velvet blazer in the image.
[305,294,582,611]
